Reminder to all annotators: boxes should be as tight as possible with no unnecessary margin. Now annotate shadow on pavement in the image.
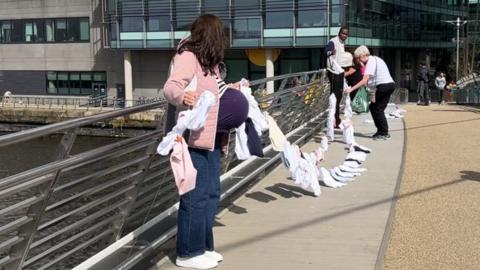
[459,170,480,182]
[245,191,277,203]
[218,174,472,253]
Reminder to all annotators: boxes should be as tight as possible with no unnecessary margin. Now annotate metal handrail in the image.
[0,69,330,270]
[0,101,166,148]
[0,95,165,111]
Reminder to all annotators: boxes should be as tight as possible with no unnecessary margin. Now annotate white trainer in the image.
[176,254,218,269]
[204,250,224,262]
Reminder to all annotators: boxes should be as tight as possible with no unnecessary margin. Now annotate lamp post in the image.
[443,17,468,80]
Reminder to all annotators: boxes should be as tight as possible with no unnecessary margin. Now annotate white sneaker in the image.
[204,250,223,262]
[176,254,218,269]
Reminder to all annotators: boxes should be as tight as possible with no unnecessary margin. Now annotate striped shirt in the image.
[216,76,228,98]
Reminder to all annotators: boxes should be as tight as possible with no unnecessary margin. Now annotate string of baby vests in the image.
[156,77,381,197]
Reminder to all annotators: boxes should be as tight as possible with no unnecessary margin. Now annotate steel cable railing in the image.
[0,70,330,270]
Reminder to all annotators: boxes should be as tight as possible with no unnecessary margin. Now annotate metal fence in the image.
[454,73,480,104]
[390,87,409,104]
[0,95,165,110]
[0,70,330,270]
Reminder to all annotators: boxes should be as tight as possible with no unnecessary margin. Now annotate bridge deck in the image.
[156,106,405,270]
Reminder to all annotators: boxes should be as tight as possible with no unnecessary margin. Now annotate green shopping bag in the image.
[351,87,369,113]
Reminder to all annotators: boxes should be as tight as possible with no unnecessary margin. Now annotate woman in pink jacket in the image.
[164,14,248,269]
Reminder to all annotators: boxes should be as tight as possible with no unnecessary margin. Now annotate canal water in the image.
[0,134,121,179]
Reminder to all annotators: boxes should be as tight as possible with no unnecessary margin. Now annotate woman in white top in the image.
[346,45,395,140]
[434,72,447,104]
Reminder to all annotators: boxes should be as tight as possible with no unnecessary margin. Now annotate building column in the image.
[266,48,275,94]
[395,49,402,86]
[425,50,431,68]
[124,51,133,107]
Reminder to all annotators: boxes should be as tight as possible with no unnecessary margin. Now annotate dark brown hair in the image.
[178,14,229,76]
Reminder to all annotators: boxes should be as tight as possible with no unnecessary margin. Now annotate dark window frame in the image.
[46,71,107,96]
[0,17,90,44]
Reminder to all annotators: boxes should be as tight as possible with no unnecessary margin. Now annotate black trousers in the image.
[369,83,395,135]
[328,71,345,126]
[437,87,444,103]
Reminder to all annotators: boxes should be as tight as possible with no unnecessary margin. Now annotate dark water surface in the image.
[0,133,121,179]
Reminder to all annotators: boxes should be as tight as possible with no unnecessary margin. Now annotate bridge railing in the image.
[454,73,480,104]
[0,70,330,270]
[0,95,164,110]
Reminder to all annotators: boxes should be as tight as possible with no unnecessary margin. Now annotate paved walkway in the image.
[157,105,405,270]
[384,104,480,270]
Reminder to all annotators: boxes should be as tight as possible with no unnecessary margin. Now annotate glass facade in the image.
[104,0,468,49]
[0,17,90,44]
[104,0,345,48]
[346,0,467,48]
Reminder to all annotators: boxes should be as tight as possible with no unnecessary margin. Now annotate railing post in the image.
[110,118,165,240]
[5,129,78,270]
[278,78,288,91]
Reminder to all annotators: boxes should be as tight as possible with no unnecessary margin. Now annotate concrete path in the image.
[384,104,480,270]
[157,104,406,270]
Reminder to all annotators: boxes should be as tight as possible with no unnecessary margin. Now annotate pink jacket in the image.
[164,51,221,151]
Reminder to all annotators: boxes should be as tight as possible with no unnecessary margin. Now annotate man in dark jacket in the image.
[416,63,430,105]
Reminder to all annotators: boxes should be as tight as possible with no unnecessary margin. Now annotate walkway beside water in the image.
[156,105,405,270]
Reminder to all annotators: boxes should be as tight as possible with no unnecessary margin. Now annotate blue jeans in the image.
[176,139,221,258]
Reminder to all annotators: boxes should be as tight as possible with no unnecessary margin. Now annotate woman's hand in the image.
[182,91,198,106]
[225,79,250,90]
[228,82,241,90]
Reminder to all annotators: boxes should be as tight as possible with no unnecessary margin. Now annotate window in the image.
[35,20,46,42]
[81,73,92,95]
[46,19,54,41]
[46,71,106,96]
[67,18,80,41]
[24,22,36,42]
[119,0,144,32]
[11,20,23,42]
[24,20,45,42]
[55,19,67,42]
[233,0,261,17]
[202,0,229,19]
[57,72,69,95]
[232,0,261,42]
[1,21,12,43]
[175,0,199,31]
[0,17,90,43]
[298,0,328,27]
[120,17,144,32]
[331,4,344,27]
[93,72,106,82]
[147,0,171,31]
[80,18,90,41]
[147,16,170,31]
[47,72,57,94]
[265,0,292,28]
[202,0,228,13]
[69,73,81,95]
[233,17,261,39]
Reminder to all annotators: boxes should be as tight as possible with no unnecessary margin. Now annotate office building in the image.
[0,0,469,103]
